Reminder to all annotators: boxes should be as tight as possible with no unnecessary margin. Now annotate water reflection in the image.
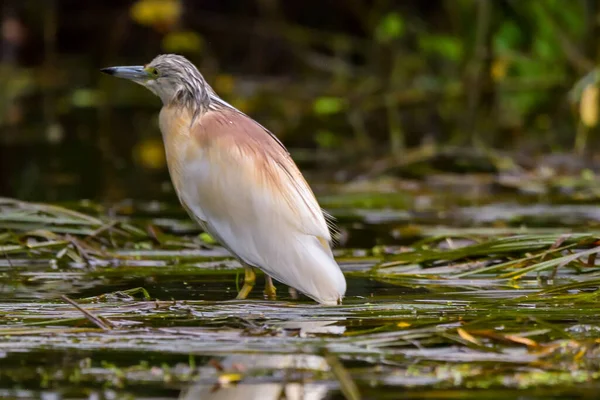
[180,382,329,400]
[179,353,331,400]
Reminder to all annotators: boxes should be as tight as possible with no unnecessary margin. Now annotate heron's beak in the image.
[100,66,149,82]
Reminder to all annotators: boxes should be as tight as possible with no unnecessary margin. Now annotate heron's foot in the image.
[236,266,256,300]
[263,275,277,299]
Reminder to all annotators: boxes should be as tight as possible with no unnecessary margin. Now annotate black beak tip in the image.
[100,67,115,75]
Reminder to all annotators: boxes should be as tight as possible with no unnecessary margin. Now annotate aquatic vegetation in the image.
[1,196,600,399]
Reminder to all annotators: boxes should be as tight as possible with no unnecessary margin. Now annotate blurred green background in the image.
[1,0,599,202]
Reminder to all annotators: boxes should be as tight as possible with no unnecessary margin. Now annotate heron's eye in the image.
[146,67,160,78]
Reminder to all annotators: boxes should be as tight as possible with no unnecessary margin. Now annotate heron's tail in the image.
[265,235,346,305]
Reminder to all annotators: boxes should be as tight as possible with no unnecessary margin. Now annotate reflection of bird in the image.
[101,54,346,305]
[179,354,330,400]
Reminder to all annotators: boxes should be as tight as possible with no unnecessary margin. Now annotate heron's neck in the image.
[171,85,213,122]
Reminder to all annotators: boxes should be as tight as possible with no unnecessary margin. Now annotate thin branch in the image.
[60,295,113,330]
[538,1,594,73]
[465,0,493,146]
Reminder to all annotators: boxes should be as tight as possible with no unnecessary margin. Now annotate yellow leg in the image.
[264,275,277,299]
[236,266,256,300]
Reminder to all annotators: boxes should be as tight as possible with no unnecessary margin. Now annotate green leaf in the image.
[419,35,464,62]
[533,37,557,60]
[314,130,340,148]
[313,97,344,115]
[199,232,217,245]
[494,21,522,54]
[375,12,405,43]
[72,89,99,108]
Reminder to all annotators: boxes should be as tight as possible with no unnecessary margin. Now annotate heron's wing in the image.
[173,108,332,268]
[181,110,331,266]
[208,94,289,155]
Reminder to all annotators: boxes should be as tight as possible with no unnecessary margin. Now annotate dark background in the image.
[0,0,598,202]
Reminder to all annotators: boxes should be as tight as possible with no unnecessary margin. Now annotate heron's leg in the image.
[264,275,277,299]
[288,287,299,300]
[236,266,256,300]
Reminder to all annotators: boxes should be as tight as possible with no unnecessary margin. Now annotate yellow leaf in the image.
[214,74,235,95]
[491,58,509,82]
[504,334,538,347]
[162,31,204,53]
[457,328,481,345]
[134,138,166,170]
[574,347,587,361]
[217,373,242,385]
[397,322,411,328]
[580,83,599,127]
[230,98,251,113]
[130,0,181,28]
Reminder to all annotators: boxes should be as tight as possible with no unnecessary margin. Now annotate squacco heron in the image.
[101,54,346,305]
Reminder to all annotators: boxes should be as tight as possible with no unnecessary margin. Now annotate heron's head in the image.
[101,54,212,109]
